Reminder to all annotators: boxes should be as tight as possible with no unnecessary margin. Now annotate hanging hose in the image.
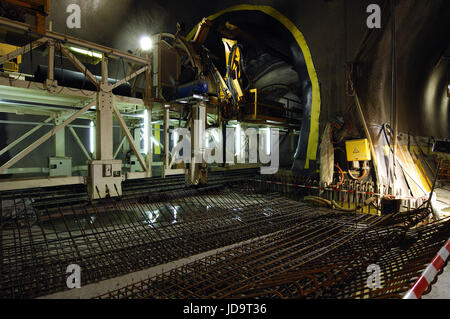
[348,168,368,180]
[330,164,344,188]
[347,161,369,181]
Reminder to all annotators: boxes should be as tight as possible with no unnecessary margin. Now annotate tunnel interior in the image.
[0,0,449,302]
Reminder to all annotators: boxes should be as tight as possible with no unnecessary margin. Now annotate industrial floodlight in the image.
[140,36,153,51]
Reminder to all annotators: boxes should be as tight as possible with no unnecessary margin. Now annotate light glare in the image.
[140,36,153,51]
[143,110,149,154]
[89,121,95,154]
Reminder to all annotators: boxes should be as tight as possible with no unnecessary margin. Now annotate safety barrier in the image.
[403,239,450,299]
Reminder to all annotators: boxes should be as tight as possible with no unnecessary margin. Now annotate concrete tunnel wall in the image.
[355,0,450,186]
[356,0,449,139]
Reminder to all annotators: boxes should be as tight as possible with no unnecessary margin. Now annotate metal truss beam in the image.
[110,66,150,91]
[113,104,147,173]
[0,16,150,65]
[0,116,53,157]
[69,127,92,161]
[58,43,100,88]
[0,100,95,174]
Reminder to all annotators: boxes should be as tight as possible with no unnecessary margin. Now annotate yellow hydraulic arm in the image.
[222,38,245,104]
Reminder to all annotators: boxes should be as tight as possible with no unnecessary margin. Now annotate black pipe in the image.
[33,65,132,97]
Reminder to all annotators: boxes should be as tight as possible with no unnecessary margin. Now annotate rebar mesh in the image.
[1,182,321,298]
[1,179,448,299]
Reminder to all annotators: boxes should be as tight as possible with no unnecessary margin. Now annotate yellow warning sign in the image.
[346,139,371,162]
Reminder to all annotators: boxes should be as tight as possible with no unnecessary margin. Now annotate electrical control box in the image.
[49,157,72,177]
[345,139,371,162]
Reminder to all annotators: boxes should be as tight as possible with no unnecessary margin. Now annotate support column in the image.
[49,117,72,177]
[188,102,207,186]
[220,120,226,167]
[46,40,58,92]
[162,104,170,178]
[54,118,65,157]
[145,67,153,178]
[129,126,141,173]
[146,108,153,177]
[88,55,123,200]
[96,56,114,161]
[47,40,55,81]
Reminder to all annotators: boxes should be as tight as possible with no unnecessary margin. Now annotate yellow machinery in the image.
[345,139,371,181]
[345,139,372,162]
[192,18,212,50]
[222,38,245,104]
[191,18,246,105]
[170,17,302,126]
[0,43,21,72]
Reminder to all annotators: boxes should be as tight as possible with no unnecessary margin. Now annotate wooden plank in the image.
[0,176,85,192]
[410,150,432,191]
[396,145,426,197]
[403,145,428,195]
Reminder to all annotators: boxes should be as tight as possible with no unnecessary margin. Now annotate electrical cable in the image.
[330,164,344,188]
[303,196,380,212]
[347,160,369,181]
[412,134,435,173]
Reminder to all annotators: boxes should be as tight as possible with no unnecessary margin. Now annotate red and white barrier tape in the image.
[251,179,429,202]
[403,239,450,299]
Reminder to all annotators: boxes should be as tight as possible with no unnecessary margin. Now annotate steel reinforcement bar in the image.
[95,193,450,299]
[1,182,318,298]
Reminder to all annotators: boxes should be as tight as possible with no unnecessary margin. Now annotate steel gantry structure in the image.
[0,14,298,199]
[0,17,155,199]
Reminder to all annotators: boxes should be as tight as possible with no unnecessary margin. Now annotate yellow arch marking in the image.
[187,5,321,169]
